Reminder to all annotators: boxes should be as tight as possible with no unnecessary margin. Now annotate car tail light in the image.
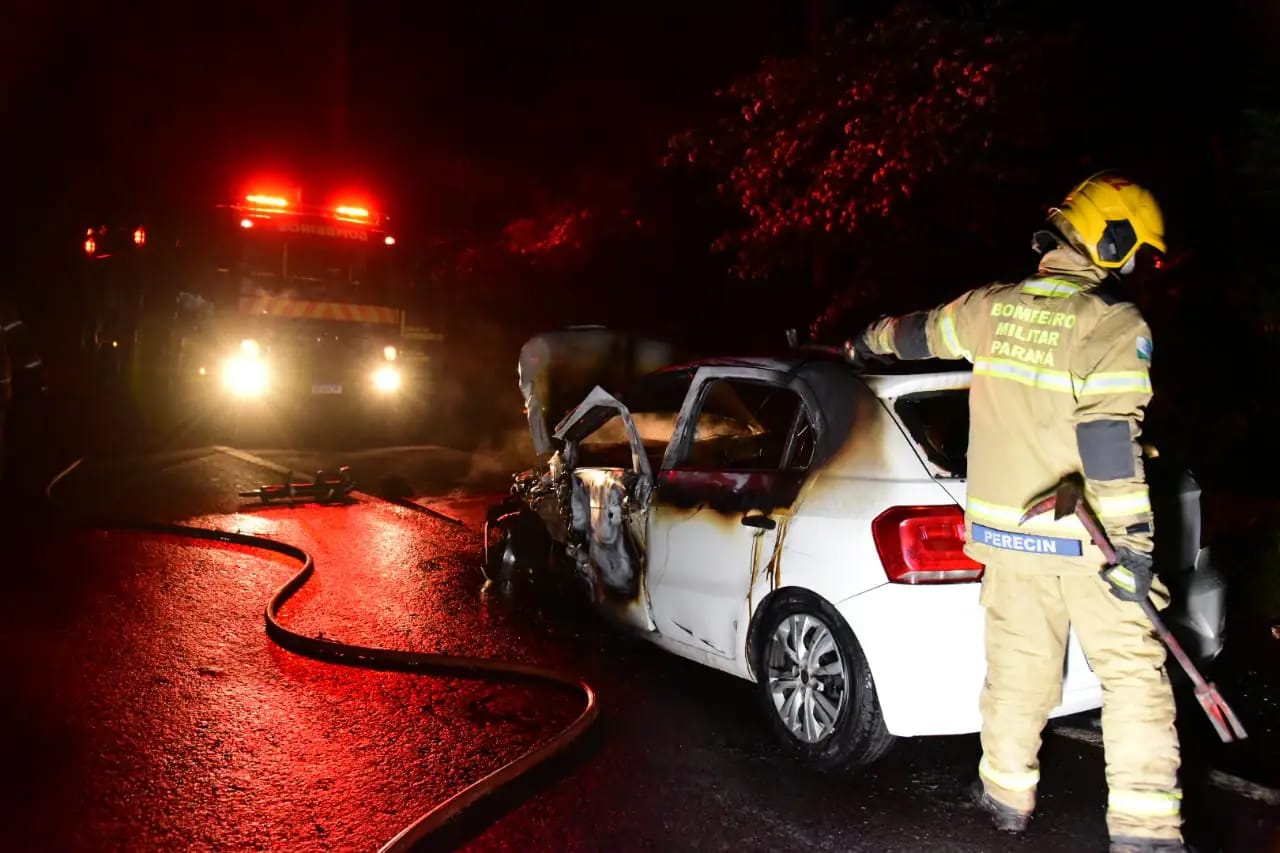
[873,505,984,584]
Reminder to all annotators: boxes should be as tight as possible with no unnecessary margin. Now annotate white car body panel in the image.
[647,500,776,661]
[833,582,1100,735]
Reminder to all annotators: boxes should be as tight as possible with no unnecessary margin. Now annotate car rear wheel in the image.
[754,591,895,770]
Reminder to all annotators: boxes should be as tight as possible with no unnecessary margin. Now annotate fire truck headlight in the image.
[383,345,397,361]
[223,356,268,397]
[372,365,401,393]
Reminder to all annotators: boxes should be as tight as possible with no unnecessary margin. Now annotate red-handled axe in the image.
[1020,475,1248,743]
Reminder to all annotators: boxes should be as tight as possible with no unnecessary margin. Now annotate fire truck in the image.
[80,187,442,438]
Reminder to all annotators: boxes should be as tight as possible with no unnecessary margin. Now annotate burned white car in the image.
[485,331,1224,769]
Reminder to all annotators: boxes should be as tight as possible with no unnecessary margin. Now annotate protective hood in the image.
[1037,246,1108,287]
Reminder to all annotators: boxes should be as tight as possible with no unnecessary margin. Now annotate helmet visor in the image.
[1097,219,1138,265]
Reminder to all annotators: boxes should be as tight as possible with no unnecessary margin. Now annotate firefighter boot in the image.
[969,779,1031,833]
[1109,837,1187,853]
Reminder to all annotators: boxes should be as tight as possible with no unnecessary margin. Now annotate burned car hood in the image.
[554,385,653,479]
[518,327,684,456]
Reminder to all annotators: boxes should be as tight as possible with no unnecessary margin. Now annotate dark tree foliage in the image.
[666,4,1087,337]
[1233,109,1280,316]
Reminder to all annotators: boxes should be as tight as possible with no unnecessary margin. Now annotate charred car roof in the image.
[642,352,971,401]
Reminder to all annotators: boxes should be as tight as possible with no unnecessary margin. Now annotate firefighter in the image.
[844,173,1183,852]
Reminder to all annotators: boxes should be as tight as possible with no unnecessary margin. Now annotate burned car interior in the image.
[575,368,693,471]
[678,379,816,472]
[565,369,819,474]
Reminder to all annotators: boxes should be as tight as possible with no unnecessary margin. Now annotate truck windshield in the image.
[237,230,391,305]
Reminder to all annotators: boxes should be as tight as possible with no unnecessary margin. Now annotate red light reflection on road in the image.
[4,504,579,850]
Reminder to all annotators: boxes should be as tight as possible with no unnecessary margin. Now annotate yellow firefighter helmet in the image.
[1047,173,1166,270]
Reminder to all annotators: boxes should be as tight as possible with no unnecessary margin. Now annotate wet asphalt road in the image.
[1,442,1278,852]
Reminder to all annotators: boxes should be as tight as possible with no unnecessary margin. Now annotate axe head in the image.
[1053,474,1085,520]
[1020,473,1085,525]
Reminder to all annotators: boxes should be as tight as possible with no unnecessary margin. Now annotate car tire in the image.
[753,590,895,770]
[482,506,549,586]
[482,509,521,585]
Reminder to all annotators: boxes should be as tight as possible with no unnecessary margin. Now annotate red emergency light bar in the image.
[230,191,387,230]
[335,205,370,221]
[245,194,289,209]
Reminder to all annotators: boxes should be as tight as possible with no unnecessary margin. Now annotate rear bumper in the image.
[834,582,1101,737]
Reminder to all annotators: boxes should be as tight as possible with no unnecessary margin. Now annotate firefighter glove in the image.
[1100,547,1154,602]
[842,333,876,367]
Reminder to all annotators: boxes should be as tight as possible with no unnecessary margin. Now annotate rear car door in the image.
[647,367,817,663]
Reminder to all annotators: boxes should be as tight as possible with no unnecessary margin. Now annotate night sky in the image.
[1,2,802,238]
[2,1,1277,351]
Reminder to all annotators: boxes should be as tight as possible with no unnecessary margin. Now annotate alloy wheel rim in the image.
[765,613,848,743]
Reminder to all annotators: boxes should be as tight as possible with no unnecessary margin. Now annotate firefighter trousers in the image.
[976,560,1182,841]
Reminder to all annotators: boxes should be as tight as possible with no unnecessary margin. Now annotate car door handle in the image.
[741,514,776,530]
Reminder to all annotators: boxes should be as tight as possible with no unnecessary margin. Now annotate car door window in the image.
[893,390,969,477]
[679,379,808,471]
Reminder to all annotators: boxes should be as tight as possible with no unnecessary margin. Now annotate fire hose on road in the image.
[46,457,599,852]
